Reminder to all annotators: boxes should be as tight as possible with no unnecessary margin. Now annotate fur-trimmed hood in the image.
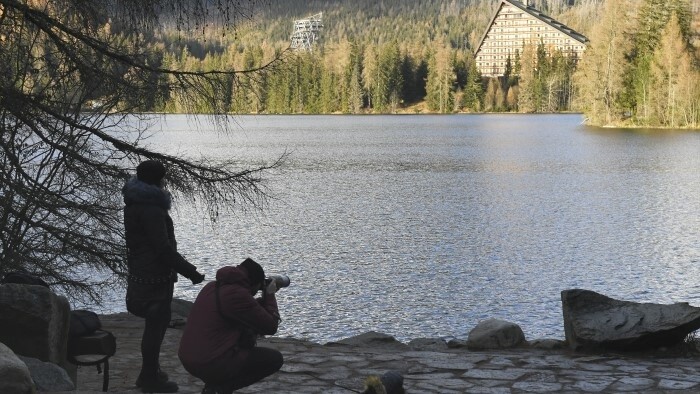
[122,177,172,210]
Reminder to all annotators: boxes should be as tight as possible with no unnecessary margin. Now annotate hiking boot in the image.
[201,383,224,394]
[136,369,169,388]
[139,378,179,393]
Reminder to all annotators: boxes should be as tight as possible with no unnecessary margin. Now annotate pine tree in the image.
[426,45,456,113]
[648,12,698,127]
[461,54,483,112]
[377,41,403,112]
[517,44,538,113]
[362,44,379,110]
[628,0,694,124]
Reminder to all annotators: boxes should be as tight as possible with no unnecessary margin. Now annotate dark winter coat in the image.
[178,264,280,373]
[122,177,198,312]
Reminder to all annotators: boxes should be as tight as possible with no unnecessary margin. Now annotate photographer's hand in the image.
[190,272,205,285]
[265,279,278,295]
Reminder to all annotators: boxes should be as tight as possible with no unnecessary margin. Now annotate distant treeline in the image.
[119,0,699,128]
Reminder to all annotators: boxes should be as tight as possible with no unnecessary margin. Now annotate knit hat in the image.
[136,160,166,186]
[240,258,265,285]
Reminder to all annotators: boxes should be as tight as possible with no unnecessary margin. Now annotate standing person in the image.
[123,160,206,393]
[178,258,283,394]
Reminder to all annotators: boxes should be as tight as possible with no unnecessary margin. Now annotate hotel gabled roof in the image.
[475,0,589,56]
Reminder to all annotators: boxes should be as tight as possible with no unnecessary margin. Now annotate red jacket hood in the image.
[215,265,253,287]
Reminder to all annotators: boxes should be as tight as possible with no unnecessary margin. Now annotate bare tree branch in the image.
[0,0,284,304]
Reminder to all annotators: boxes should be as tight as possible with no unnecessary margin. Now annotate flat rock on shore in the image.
[52,313,700,393]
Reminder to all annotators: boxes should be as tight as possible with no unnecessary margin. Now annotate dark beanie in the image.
[240,258,265,284]
[136,160,166,185]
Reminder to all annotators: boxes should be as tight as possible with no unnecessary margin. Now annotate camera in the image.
[265,274,290,289]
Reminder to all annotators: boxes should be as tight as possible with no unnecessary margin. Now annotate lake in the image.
[105,114,700,344]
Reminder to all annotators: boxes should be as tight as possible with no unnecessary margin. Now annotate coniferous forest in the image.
[114,0,699,128]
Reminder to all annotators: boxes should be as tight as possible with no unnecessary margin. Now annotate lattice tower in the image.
[290,13,323,52]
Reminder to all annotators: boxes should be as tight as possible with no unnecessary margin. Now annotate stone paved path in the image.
[53,314,700,393]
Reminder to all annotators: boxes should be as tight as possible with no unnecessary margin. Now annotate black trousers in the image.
[201,346,284,393]
[140,299,172,378]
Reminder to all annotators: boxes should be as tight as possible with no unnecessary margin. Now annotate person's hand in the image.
[190,272,205,285]
[265,279,278,295]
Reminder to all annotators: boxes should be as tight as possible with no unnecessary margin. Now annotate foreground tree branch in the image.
[0,0,284,303]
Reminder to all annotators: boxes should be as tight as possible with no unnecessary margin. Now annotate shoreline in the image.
[112,111,700,131]
[56,312,700,393]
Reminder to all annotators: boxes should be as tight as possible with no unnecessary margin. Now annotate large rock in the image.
[19,356,74,392]
[327,331,409,350]
[562,289,700,351]
[0,284,72,380]
[466,318,525,349]
[0,342,35,394]
[170,298,194,328]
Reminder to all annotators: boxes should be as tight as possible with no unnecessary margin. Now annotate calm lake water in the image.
[106,114,700,343]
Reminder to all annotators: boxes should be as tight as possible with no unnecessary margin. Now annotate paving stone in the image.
[577,362,615,372]
[542,355,579,369]
[401,350,456,358]
[522,356,572,369]
[617,365,650,373]
[574,356,613,363]
[653,372,700,383]
[406,365,437,374]
[417,359,476,370]
[405,372,457,380]
[570,377,616,392]
[413,380,464,393]
[466,386,512,393]
[367,353,404,361]
[488,356,516,367]
[334,377,365,392]
[658,379,698,390]
[462,368,527,380]
[433,378,476,389]
[60,314,700,394]
[512,381,563,392]
[522,371,559,383]
[279,363,318,373]
[329,354,366,362]
[316,367,353,380]
[288,355,329,365]
[656,366,687,374]
[610,376,655,391]
[478,379,513,388]
[275,373,316,384]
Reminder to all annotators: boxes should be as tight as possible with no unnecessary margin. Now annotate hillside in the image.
[156,0,600,60]
[256,0,598,50]
[140,0,700,127]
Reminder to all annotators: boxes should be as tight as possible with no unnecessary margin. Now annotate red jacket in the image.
[178,265,279,370]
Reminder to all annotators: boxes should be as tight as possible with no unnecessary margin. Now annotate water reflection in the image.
[98,114,700,343]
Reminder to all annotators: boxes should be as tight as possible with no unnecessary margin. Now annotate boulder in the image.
[466,318,525,349]
[326,331,408,350]
[408,337,448,351]
[528,338,567,350]
[170,298,194,328]
[561,289,700,351]
[18,356,74,392]
[0,342,35,394]
[0,284,72,380]
[446,338,468,349]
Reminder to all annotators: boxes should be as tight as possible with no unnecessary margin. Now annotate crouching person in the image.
[179,258,283,393]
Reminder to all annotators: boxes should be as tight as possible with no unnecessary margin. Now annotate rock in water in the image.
[561,289,700,351]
